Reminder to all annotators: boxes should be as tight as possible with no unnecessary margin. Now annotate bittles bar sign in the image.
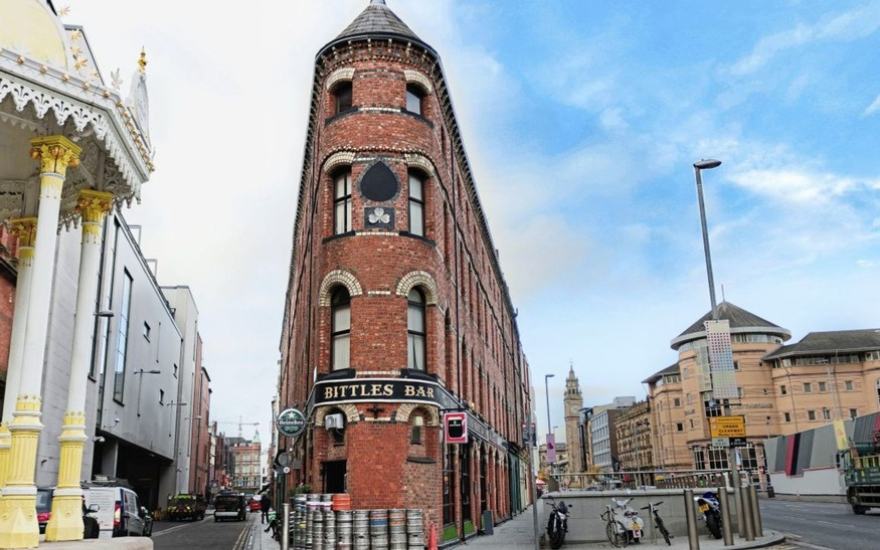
[314,377,446,407]
[444,412,468,444]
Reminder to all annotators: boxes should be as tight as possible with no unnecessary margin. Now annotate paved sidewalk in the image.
[245,506,785,550]
[458,506,786,550]
[249,513,279,550]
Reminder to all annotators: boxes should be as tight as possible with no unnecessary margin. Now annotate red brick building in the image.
[279,0,533,541]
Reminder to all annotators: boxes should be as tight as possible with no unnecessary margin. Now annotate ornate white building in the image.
[0,1,154,545]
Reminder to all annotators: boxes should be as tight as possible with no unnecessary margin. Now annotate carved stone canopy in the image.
[0,6,153,230]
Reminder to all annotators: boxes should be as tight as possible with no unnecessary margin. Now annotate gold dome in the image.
[0,0,69,70]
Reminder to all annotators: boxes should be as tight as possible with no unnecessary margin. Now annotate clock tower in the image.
[563,364,585,474]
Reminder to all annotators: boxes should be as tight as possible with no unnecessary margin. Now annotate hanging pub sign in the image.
[277,408,306,439]
[444,412,467,444]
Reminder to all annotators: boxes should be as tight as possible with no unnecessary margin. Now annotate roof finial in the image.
[137,47,147,74]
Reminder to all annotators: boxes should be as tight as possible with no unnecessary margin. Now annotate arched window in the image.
[334,82,353,114]
[406,84,424,115]
[408,172,425,236]
[331,287,351,370]
[411,411,425,445]
[407,288,426,371]
[334,170,352,234]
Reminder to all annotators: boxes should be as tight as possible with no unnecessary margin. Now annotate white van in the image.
[84,486,153,537]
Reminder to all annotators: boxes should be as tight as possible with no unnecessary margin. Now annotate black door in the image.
[323,461,346,493]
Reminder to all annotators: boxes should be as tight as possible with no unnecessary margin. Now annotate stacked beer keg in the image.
[294,494,425,550]
[405,509,424,550]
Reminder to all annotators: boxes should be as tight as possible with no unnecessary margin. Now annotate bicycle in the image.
[600,504,628,548]
[640,501,672,546]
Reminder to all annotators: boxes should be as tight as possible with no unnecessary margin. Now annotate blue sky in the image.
[68,0,880,446]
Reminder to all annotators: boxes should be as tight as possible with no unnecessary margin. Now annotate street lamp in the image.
[545,373,555,476]
[693,158,742,502]
[693,159,722,320]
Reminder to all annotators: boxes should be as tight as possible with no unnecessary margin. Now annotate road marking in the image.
[783,532,802,539]
[790,541,840,550]
[152,522,195,537]
[232,521,251,550]
[814,519,854,528]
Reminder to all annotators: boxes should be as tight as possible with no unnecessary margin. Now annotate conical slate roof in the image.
[336,0,421,42]
[670,301,791,349]
[320,0,429,57]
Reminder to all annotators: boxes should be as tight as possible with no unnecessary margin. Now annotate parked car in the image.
[214,493,247,522]
[36,487,102,539]
[83,502,101,539]
[36,488,53,535]
[84,485,152,537]
[249,496,262,513]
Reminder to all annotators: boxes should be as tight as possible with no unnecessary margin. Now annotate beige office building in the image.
[644,302,880,479]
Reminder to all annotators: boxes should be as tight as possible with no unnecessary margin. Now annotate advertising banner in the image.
[546,433,556,464]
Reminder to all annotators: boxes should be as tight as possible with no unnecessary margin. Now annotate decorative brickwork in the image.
[322,151,356,174]
[395,403,439,426]
[404,153,435,176]
[395,270,438,305]
[315,404,359,425]
[325,67,356,91]
[318,270,363,307]
[403,70,433,94]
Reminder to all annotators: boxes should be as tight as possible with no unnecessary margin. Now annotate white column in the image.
[0,136,81,549]
[0,219,37,492]
[46,190,113,541]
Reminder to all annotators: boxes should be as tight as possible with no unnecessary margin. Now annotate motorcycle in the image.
[545,496,572,549]
[610,497,645,544]
[693,491,723,539]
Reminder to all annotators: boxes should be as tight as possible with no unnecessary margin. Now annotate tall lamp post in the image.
[545,374,555,477]
[693,159,722,320]
[693,159,742,514]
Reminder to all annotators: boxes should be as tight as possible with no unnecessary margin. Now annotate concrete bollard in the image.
[717,487,734,547]
[684,489,700,550]
[742,484,755,542]
[283,502,291,550]
[748,485,762,538]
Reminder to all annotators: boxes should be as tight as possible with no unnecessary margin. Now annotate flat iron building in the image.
[279,0,533,539]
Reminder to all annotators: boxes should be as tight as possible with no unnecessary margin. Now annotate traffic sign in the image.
[709,415,746,438]
[729,437,747,448]
[711,437,730,448]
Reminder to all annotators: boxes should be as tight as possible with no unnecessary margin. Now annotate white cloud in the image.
[863,93,880,116]
[727,169,856,203]
[729,3,880,76]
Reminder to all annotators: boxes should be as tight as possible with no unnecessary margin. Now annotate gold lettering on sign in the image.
[320,381,438,402]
